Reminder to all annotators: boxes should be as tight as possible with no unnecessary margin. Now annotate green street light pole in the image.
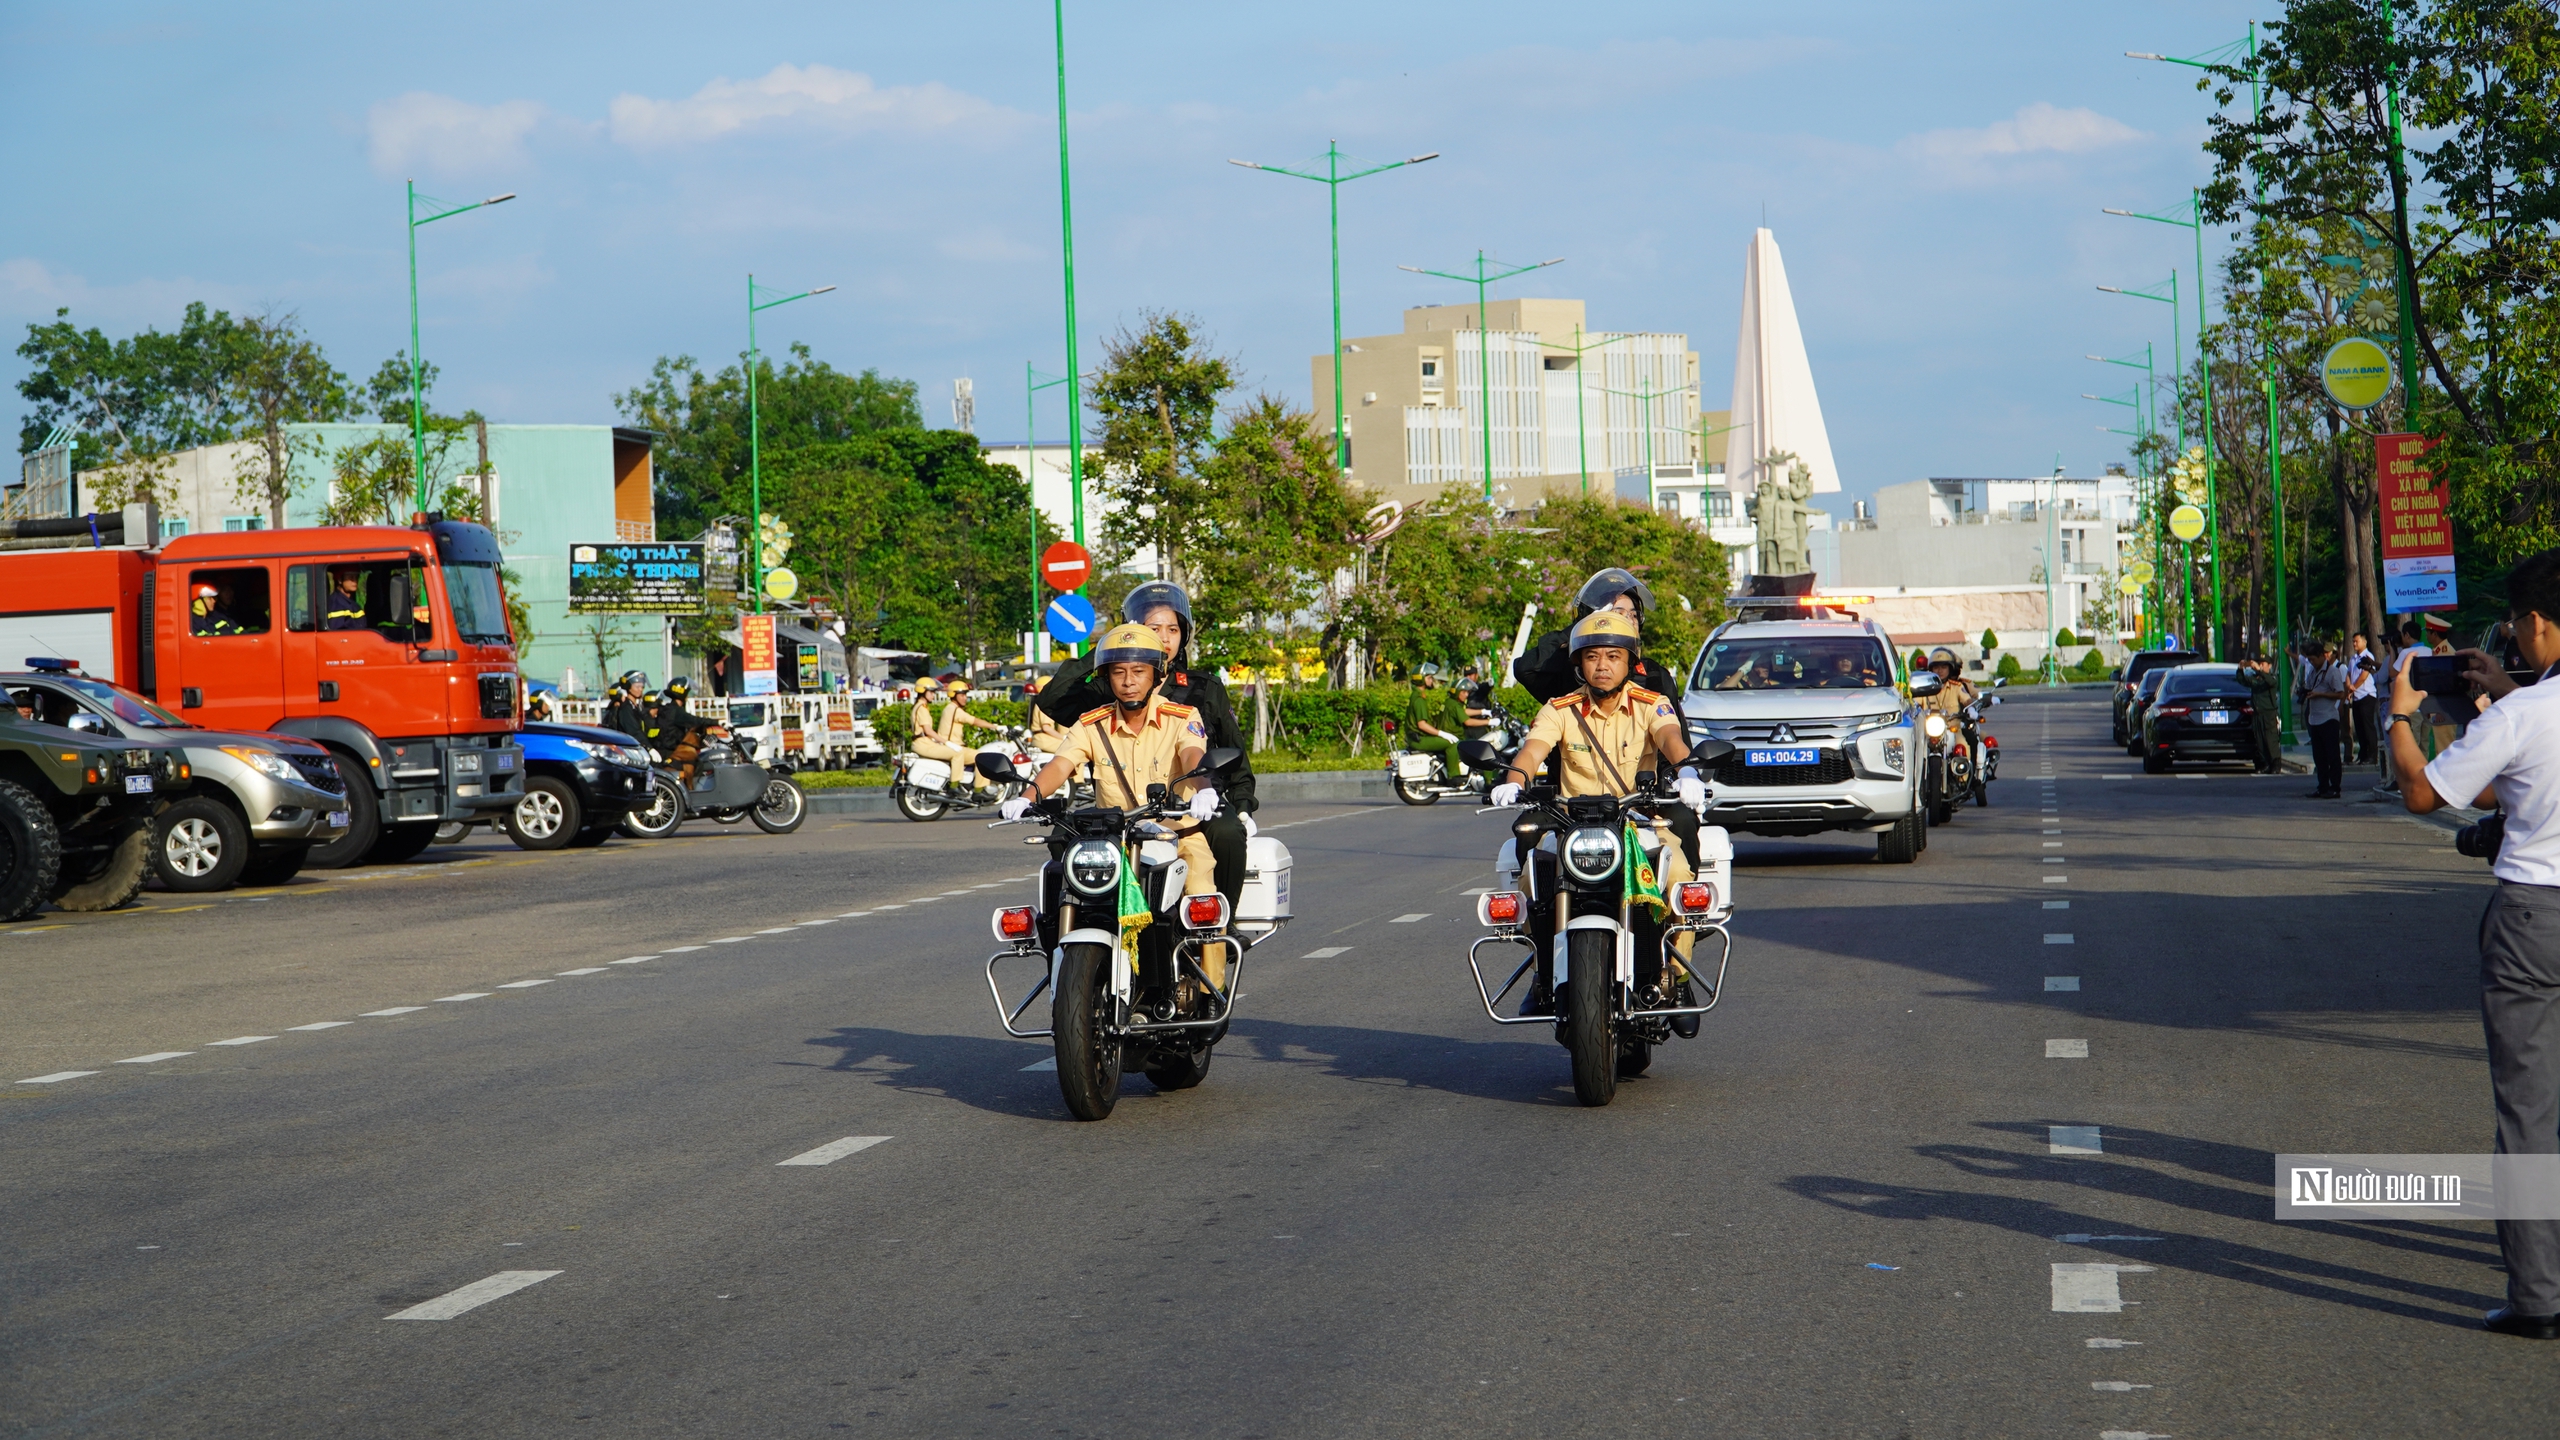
[2104,193,2224,659]
[1399,251,1564,502]
[1594,377,1698,506]
[1229,142,1438,473]
[1024,362,1078,657]
[1539,325,1637,495]
[2098,273,2187,648]
[2088,344,2159,644]
[1051,0,1087,558]
[746,275,836,614]
[405,181,514,514]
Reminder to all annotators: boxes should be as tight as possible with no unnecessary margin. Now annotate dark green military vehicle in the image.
[0,699,194,920]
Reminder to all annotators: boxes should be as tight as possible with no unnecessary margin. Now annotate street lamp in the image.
[2105,193,2223,658]
[1021,361,1088,657]
[405,181,513,513]
[1594,376,1697,507]
[2097,273,2188,654]
[1230,142,1438,473]
[1530,325,1635,496]
[746,275,835,613]
[2082,381,2163,648]
[1398,251,1564,502]
[2088,344,2159,645]
[1051,0,1089,555]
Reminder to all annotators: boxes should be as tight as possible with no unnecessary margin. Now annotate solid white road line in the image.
[836,911,873,918]
[556,968,607,976]
[616,954,663,963]
[2047,1039,2091,1058]
[2050,1263,2152,1312]
[362,1007,426,1016]
[755,927,796,935]
[1304,946,1352,958]
[776,1135,891,1166]
[433,993,491,1003]
[1021,1056,1058,1071]
[663,945,706,953]
[1388,914,1429,923]
[708,936,752,944]
[873,904,906,910]
[496,980,553,989]
[2049,1125,2103,1154]
[288,1021,353,1030]
[384,1269,563,1321]
[2046,933,2075,944]
[2046,977,2082,992]
[207,1036,275,1046]
[20,1071,98,1084]
[118,1052,194,1064]
[795,919,837,927]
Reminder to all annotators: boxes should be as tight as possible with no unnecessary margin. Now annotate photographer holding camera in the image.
[2391,546,2560,1338]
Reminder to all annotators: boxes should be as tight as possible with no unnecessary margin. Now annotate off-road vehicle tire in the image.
[0,778,64,921]
[53,817,152,912]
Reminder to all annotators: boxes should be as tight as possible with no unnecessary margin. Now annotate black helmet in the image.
[1122,580,1194,655]
[1574,567,1656,619]
[525,692,553,718]
[661,677,691,704]
[617,669,649,693]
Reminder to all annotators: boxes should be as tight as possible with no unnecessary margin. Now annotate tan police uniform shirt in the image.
[1525,684,1683,798]
[1053,694,1209,814]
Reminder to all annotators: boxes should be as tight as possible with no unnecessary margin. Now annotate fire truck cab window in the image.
[187,568,271,637]
[321,561,433,643]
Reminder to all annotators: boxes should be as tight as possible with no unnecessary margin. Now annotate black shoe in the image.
[1669,980,1700,1039]
[2485,1307,2560,1339]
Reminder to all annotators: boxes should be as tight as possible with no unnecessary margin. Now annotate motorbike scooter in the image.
[1460,737,1740,1107]
[892,726,1074,821]
[1918,682,2002,824]
[1386,701,1528,806]
[975,747,1293,1121]
[619,726,807,838]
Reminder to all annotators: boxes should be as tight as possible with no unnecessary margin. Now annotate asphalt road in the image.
[6,686,2554,1438]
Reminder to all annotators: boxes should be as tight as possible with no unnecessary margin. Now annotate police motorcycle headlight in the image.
[1922,713,1948,739]
[1065,840,1119,895]
[1562,826,1622,883]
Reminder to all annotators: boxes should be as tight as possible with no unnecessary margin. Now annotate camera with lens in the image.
[2457,811,2508,863]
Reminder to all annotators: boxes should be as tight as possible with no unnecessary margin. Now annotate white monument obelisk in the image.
[1726,228,1840,501]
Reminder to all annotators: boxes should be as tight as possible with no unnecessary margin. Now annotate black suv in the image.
[2111,650,2200,745]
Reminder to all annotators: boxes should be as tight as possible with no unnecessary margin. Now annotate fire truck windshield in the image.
[443,563,512,644]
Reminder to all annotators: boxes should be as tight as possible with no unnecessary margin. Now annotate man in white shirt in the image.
[2391,546,2560,1339]
[2344,631,2382,765]
[2301,639,2349,798]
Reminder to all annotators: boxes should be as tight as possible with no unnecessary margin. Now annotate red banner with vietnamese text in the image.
[2376,433,2450,561]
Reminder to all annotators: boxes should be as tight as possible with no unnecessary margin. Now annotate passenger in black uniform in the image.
[1034,580,1255,908]
[1513,567,1703,866]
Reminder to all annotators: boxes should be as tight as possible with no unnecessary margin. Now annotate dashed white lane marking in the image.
[385,1270,563,1320]
[2086,1337,2142,1348]
[2047,1039,2090,1058]
[556,968,607,976]
[754,927,796,935]
[794,920,836,927]
[906,898,943,905]
[2042,841,2064,848]
[2043,876,2069,884]
[2042,857,2067,864]
[1304,946,1352,958]
[433,993,491,1003]
[496,980,552,989]
[708,936,752,944]
[873,904,906,910]
[2044,900,2070,909]
[836,911,873,918]
[2046,977,2081,991]
[288,1021,352,1030]
[362,1006,425,1017]
[776,1135,891,1166]
[2062,1234,2162,1244]
[2050,1263,2151,1312]
[2102,774,2131,780]
[21,1071,98,1084]
[1021,1056,1058,1071]
[2049,1125,2103,1154]
[936,890,976,897]
[615,954,662,963]
[2046,933,2075,944]
[2092,1381,2154,1392]
[207,1035,275,1046]
[118,1051,194,1064]
[1388,913,1430,924]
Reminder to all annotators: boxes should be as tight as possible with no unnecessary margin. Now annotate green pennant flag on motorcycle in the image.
[1623,823,1669,915]
[1115,850,1151,972]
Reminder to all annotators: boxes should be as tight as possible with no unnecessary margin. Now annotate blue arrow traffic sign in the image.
[1044,593,1098,644]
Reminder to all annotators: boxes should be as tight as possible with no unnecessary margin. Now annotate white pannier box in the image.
[1395,751,1438,780]
[1236,834,1293,938]
[907,757,951,790]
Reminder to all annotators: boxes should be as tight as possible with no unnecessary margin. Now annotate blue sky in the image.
[2,0,2261,516]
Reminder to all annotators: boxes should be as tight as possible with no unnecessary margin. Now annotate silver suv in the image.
[1679,614,1925,862]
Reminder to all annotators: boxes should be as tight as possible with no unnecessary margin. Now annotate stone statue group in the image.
[1746,450,1818,577]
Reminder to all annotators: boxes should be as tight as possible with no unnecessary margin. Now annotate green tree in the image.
[614,345,921,537]
[232,312,351,528]
[361,353,438,425]
[1344,493,1538,677]
[1088,312,1235,593]
[1189,396,1362,656]
[1521,494,1730,669]
[1979,626,2000,653]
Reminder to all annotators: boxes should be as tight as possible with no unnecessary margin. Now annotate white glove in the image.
[1187,787,1220,823]
[999,796,1033,822]
[1240,812,1259,838]
[1676,769,1708,814]
[1490,782,1523,807]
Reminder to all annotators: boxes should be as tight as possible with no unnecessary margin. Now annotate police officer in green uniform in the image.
[2244,652,2284,774]
[1403,663,1466,780]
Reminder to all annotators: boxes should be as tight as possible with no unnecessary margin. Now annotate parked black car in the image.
[2121,666,2184,755]
[2110,650,2201,745]
[2140,666,2259,772]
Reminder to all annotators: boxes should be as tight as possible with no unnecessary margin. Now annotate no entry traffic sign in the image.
[1042,541,1091,592]
[1044,592,1098,644]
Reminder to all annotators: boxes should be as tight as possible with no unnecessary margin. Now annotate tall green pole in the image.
[1026,361,1039,650]
[2255,22,2293,732]
[2380,0,2423,672]
[407,180,425,515]
[2191,191,2222,660]
[1553,324,1637,495]
[748,274,762,614]
[1053,0,1085,553]
[1400,251,1561,503]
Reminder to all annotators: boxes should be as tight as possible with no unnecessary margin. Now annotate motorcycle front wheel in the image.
[1051,942,1123,1120]
[892,785,949,822]
[1565,928,1619,1107]
[621,775,686,839]
[752,776,807,834]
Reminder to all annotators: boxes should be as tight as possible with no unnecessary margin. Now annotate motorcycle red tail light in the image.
[1478,890,1524,927]
[991,906,1038,942]
[1671,881,1717,915]
[1182,894,1229,930]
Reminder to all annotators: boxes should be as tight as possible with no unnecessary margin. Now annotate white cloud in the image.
[368,92,549,177]
[0,257,247,327]
[1898,102,2146,177]
[608,63,1016,148]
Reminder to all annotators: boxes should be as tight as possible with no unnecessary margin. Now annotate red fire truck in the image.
[0,517,526,867]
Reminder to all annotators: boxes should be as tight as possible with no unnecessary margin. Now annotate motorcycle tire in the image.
[1144,1046,1212,1092]
[1973,781,1989,807]
[1392,775,1441,806]
[752,776,807,834]
[713,810,748,825]
[621,776,687,839]
[1565,928,1619,1108]
[1927,799,1954,826]
[1051,942,1123,1121]
[893,785,950,822]
[1616,1040,1653,1079]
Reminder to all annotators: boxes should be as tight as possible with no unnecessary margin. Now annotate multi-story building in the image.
[1834,474,2140,659]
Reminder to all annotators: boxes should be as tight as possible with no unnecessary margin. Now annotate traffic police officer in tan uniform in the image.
[1006,623,1232,986]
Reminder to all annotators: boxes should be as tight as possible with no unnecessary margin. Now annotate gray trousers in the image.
[2483,882,2560,1314]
